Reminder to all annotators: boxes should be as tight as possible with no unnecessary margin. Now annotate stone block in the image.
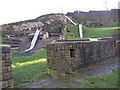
[7,66,12,72]
[0,61,3,67]
[8,79,13,87]
[0,45,11,53]
[2,60,12,66]
[48,69,59,78]
[1,72,13,81]
[0,67,8,74]
[0,81,8,88]
[47,50,58,57]
[2,53,11,60]
[62,50,70,56]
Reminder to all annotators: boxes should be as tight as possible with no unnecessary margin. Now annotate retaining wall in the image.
[0,44,13,89]
[46,37,119,78]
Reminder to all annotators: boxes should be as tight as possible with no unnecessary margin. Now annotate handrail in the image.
[78,24,83,38]
[65,16,77,26]
[65,16,83,38]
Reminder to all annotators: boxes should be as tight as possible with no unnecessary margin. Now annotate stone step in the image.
[49,33,62,36]
[11,47,19,51]
[4,38,22,42]
[3,38,21,51]
[4,41,20,44]
[9,44,19,47]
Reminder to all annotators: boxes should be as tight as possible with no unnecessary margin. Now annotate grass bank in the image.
[65,23,119,39]
[83,26,119,38]
[12,49,48,88]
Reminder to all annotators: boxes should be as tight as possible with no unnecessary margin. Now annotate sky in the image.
[0,0,119,25]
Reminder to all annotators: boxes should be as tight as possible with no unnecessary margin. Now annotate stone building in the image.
[47,37,119,78]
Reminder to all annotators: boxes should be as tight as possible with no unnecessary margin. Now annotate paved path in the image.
[12,36,59,57]
[22,56,119,88]
[12,51,36,57]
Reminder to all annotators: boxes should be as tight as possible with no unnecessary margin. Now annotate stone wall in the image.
[46,37,119,78]
[0,44,13,89]
[1,13,67,38]
[67,9,120,27]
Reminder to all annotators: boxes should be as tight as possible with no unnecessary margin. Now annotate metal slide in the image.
[65,16,83,38]
[24,28,42,52]
[24,16,83,52]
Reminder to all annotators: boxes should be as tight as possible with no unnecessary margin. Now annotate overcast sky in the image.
[0,0,119,25]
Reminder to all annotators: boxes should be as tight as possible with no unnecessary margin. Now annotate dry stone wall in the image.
[0,44,13,89]
[1,13,67,38]
[46,37,119,78]
[67,9,120,27]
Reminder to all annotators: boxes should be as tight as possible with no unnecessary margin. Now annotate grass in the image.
[105,22,120,27]
[80,68,119,88]
[65,23,80,39]
[12,24,120,88]
[65,23,120,39]
[83,26,119,38]
[12,49,48,88]
[11,51,19,54]
[0,36,2,44]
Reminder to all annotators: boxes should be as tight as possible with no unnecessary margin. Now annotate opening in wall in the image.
[70,49,75,58]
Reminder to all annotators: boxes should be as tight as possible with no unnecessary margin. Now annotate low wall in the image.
[0,44,13,89]
[46,37,119,78]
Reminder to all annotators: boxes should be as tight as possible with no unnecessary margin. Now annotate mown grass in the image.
[83,26,119,38]
[12,49,48,88]
[65,23,119,39]
[80,68,119,88]
[65,24,80,39]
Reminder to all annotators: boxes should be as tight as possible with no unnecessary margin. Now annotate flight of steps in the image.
[3,38,21,51]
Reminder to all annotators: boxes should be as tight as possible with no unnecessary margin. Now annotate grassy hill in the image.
[66,23,119,39]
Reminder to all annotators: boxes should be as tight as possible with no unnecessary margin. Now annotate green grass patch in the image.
[65,23,80,39]
[80,68,119,88]
[0,36,2,44]
[11,51,19,54]
[12,49,48,88]
[65,23,119,39]
[71,72,80,76]
[105,22,120,27]
[83,26,119,38]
